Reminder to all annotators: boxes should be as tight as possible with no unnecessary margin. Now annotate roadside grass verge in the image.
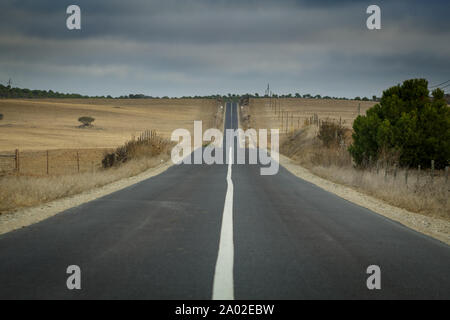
[0,133,173,214]
[281,126,449,220]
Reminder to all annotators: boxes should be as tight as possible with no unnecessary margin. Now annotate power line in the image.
[429,80,450,88]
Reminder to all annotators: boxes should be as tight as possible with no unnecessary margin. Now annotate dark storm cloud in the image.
[0,0,449,97]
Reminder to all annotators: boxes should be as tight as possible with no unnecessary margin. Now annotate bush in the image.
[318,121,346,148]
[102,131,172,168]
[349,79,450,168]
[0,114,3,120]
[78,116,95,127]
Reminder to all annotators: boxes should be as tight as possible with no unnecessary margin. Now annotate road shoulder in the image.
[0,160,173,235]
[278,154,450,246]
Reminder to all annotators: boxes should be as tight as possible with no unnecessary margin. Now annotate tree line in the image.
[1,84,378,101]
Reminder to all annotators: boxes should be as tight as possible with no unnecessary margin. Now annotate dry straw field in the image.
[0,98,223,213]
[246,97,376,134]
[0,98,222,175]
[0,98,220,151]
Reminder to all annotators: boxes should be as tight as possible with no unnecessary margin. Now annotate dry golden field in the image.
[246,98,377,134]
[0,98,221,151]
[0,98,223,212]
[0,98,222,175]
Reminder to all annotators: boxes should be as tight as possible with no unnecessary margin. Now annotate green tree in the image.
[349,79,450,168]
[78,116,95,127]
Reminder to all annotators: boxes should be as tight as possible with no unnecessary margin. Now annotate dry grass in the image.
[0,98,224,175]
[281,126,449,220]
[0,148,112,176]
[246,98,449,220]
[0,98,221,151]
[0,98,224,213]
[0,154,168,214]
[247,97,376,133]
[311,165,449,220]
[0,131,174,213]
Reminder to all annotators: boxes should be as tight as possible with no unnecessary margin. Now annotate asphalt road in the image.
[0,102,449,299]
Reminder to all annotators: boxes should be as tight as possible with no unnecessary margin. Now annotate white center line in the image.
[212,147,234,300]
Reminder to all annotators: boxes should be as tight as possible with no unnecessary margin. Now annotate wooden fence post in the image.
[431,160,435,183]
[405,168,408,185]
[417,165,421,184]
[15,149,19,174]
[445,166,449,184]
[286,112,289,134]
[393,163,397,181]
[77,151,80,173]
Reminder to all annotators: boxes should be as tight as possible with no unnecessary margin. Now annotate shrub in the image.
[102,131,172,168]
[318,121,346,148]
[78,116,95,127]
[0,114,3,120]
[349,79,450,168]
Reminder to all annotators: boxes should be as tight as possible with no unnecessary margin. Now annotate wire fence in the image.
[368,160,449,186]
[259,97,449,184]
[0,148,112,176]
[265,97,364,134]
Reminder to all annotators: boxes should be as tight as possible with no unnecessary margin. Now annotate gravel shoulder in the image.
[278,154,450,246]
[0,160,173,235]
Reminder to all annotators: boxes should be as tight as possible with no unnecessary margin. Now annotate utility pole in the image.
[7,78,12,88]
[270,91,273,111]
[286,112,289,133]
[265,83,270,97]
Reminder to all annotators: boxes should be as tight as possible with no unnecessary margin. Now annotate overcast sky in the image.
[0,0,449,98]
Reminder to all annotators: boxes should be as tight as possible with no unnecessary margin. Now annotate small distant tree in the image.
[78,116,95,127]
